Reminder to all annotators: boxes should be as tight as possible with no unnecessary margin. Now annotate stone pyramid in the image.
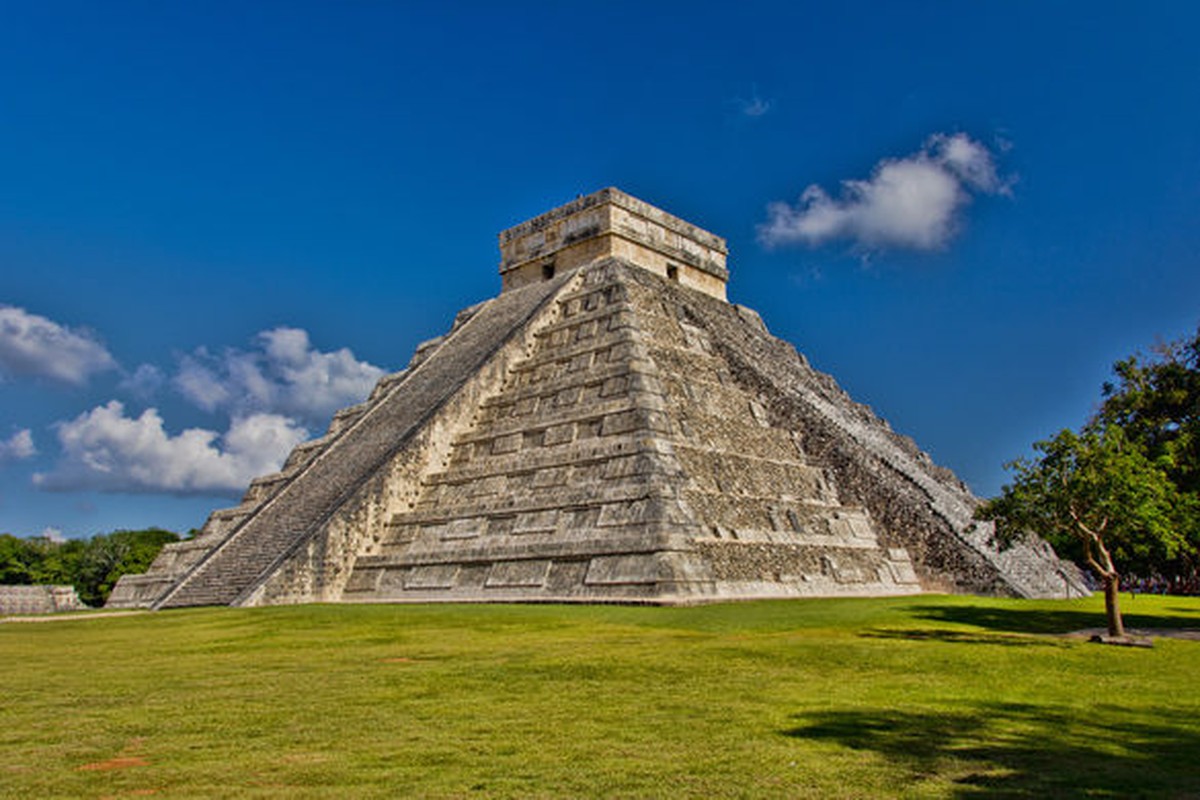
[109,188,1087,609]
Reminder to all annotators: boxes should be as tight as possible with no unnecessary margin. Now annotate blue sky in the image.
[1,2,1197,539]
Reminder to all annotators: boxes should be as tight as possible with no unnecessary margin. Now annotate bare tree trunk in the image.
[1103,573,1125,638]
[1084,531,1127,639]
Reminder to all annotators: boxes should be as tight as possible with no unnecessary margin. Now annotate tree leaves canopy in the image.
[982,426,1193,579]
[979,326,1200,589]
[0,528,179,606]
[1099,328,1200,494]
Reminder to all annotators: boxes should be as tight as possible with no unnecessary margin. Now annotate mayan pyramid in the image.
[108,188,1087,609]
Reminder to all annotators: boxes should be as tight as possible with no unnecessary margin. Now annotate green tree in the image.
[32,537,86,585]
[979,426,1195,637]
[1096,327,1200,587]
[980,327,1200,636]
[75,528,179,606]
[1,528,179,607]
[1099,328,1199,485]
[0,534,76,585]
[0,533,37,584]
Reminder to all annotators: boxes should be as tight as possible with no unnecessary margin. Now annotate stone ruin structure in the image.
[109,188,1087,609]
[0,585,89,615]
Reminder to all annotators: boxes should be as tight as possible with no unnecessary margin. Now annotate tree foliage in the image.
[1098,328,1200,494]
[977,327,1200,637]
[983,428,1190,570]
[0,528,179,607]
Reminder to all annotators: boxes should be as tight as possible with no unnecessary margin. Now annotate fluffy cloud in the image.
[34,401,308,495]
[0,429,36,461]
[173,327,385,425]
[0,305,117,385]
[758,133,1010,252]
[28,327,381,498]
[118,363,166,400]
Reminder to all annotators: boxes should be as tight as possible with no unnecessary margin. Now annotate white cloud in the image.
[34,401,308,495]
[29,327,382,498]
[118,363,166,400]
[173,327,385,425]
[0,429,36,461]
[0,305,117,385]
[738,95,772,118]
[731,83,773,119]
[174,350,231,412]
[40,527,65,543]
[931,132,1005,192]
[758,133,1011,252]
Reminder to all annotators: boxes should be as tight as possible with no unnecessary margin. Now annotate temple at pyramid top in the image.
[499,187,730,300]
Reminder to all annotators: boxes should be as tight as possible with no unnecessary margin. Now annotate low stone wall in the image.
[0,585,89,615]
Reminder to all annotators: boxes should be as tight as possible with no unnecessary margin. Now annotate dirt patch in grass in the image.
[78,756,149,771]
[78,738,150,773]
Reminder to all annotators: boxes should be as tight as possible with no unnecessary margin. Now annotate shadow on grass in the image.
[858,628,1069,648]
[906,604,1200,635]
[783,702,1200,797]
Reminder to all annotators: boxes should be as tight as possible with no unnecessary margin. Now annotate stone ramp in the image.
[155,276,567,609]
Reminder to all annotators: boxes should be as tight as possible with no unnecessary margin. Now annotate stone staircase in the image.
[154,275,566,608]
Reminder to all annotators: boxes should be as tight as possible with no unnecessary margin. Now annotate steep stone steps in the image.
[155,275,568,608]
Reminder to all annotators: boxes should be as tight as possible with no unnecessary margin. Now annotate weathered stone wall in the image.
[499,188,729,300]
[1,585,88,615]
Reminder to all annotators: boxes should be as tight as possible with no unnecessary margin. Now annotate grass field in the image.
[3,594,1199,799]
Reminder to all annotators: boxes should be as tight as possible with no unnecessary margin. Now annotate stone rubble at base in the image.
[108,188,1088,609]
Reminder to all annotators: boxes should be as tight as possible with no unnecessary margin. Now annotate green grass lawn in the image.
[3,594,1199,799]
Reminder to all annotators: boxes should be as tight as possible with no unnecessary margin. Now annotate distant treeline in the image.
[0,528,180,607]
